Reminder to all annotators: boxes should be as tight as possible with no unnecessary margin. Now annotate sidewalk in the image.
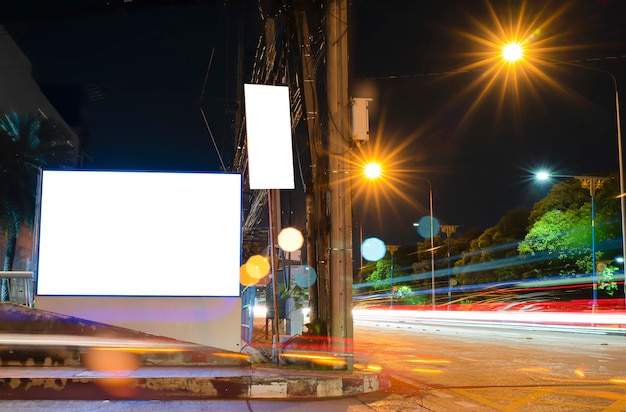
[0,303,390,400]
[0,364,390,400]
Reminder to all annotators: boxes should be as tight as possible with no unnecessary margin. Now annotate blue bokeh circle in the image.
[361,237,387,262]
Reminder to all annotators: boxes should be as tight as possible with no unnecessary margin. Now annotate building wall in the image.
[0,25,77,135]
[0,25,80,270]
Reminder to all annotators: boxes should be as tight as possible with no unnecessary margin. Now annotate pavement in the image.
[0,303,390,400]
[0,364,390,401]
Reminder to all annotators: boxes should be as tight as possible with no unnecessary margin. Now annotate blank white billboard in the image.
[244,83,295,189]
[36,170,242,297]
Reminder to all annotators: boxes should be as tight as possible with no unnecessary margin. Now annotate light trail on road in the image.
[353,308,626,334]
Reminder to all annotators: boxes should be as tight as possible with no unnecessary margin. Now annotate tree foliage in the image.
[360,246,414,293]
[519,176,621,278]
[0,111,77,300]
[356,174,624,304]
[455,206,530,285]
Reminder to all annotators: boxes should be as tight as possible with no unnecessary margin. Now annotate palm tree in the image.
[0,110,77,301]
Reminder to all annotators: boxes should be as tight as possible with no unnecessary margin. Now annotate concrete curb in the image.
[0,365,390,400]
[247,367,390,399]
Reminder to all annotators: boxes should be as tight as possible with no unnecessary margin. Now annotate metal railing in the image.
[0,271,35,306]
[241,285,256,344]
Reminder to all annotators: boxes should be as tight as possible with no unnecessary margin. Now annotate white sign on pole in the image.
[244,84,295,189]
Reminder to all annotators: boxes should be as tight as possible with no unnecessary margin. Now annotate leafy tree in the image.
[519,177,621,278]
[364,258,391,292]
[455,206,530,286]
[395,284,426,305]
[356,259,377,284]
[0,111,77,301]
[518,208,588,277]
[598,265,618,296]
[362,246,414,294]
[448,227,482,261]
[527,179,590,227]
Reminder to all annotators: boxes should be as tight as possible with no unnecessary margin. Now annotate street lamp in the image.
[412,177,436,310]
[387,245,399,308]
[505,43,625,308]
[364,162,382,179]
[537,172,611,311]
[551,62,625,308]
[363,161,437,309]
[441,225,460,305]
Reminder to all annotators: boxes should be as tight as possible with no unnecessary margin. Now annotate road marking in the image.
[458,357,479,362]
[454,401,479,408]
[449,385,626,411]
[590,355,615,360]
[432,390,453,398]
[388,373,432,390]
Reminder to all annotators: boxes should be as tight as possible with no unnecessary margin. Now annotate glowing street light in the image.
[364,162,382,179]
[502,42,524,63]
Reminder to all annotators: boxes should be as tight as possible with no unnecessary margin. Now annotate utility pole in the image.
[294,10,325,322]
[326,0,353,369]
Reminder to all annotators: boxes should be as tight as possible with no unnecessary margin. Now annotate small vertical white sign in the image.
[244,84,295,189]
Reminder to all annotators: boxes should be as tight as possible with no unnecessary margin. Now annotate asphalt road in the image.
[352,316,626,411]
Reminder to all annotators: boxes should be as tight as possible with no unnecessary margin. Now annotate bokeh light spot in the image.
[278,227,304,252]
[416,216,440,238]
[83,348,140,397]
[246,255,270,279]
[240,264,259,286]
[361,237,386,262]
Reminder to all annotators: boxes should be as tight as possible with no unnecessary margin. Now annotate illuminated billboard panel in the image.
[244,83,295,190]
[36,170,242,297]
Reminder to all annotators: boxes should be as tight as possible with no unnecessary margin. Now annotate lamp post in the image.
[545,60,624,307]
[441,225,460,305]
[506,46,625,308]
[537,173,610,311]
[412,178,436,310]
[387,245,399,308]
[364,162,437,309]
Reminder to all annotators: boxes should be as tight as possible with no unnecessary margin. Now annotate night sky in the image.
[2,0,626,246]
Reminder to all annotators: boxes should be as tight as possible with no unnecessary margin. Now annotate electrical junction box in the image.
[350,97,373,143]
